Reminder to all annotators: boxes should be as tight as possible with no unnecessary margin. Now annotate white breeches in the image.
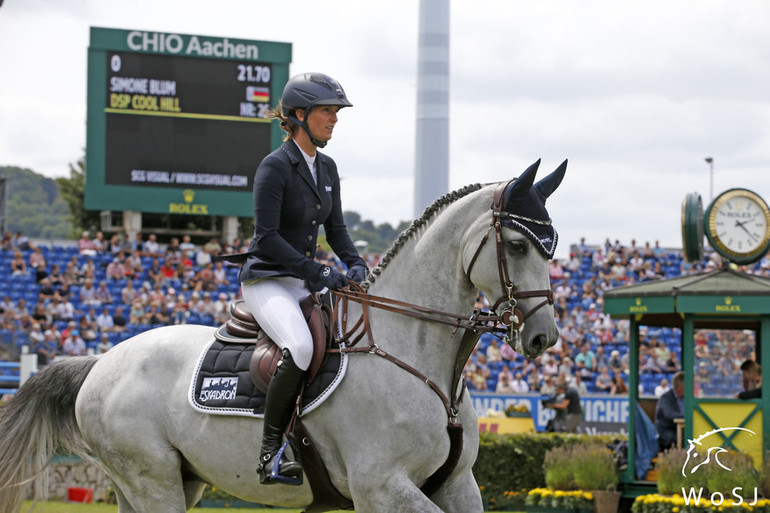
[241,276,313,371]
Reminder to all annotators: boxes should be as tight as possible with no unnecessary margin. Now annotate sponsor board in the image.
[470,392,628,433]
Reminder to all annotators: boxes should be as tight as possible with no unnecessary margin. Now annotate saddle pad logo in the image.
[200,377,238,402]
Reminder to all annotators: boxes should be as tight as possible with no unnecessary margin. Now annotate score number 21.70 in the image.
[237,65,271,83]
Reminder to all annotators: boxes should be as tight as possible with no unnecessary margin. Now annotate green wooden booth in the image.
[603,266,770,495]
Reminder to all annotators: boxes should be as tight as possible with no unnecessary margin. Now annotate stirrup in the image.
[261,441,303,486]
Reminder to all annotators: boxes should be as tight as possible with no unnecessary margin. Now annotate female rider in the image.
[234,72,367,484]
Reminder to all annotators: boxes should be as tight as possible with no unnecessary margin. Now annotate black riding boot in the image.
[257,349,305,485]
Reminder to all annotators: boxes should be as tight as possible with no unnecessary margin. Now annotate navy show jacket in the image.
[236,141,365,284]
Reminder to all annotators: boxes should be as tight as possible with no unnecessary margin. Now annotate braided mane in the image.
[361,183,485,291]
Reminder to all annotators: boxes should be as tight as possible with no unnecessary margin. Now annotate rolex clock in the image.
[704,188,770,265]
[681,192,704,263]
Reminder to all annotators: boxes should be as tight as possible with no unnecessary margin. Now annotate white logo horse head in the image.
[682,427,756,477]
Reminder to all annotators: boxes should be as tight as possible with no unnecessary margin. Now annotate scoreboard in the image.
[85,27,291,216]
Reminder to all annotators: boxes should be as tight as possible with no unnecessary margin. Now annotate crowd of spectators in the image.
[0,231,249,364]
[1,231,767,398]
[462,237,769,398]
[0,230,383,370]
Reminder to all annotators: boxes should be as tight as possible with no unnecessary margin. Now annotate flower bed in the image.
[474,432,622,510]
[632,493,770,513]
[525,488,593,512]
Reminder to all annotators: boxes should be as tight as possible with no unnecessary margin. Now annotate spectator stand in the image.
[0,361,20,396]
[604,265,770,497]
[0,236,358,395]
[0,353,36,396]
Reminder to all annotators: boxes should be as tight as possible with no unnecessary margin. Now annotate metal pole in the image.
[414,0,450,217]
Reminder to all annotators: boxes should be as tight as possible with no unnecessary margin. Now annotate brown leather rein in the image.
[323,180,555,497]
[330,179,554,417]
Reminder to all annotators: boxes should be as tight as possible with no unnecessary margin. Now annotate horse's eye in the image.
[509,240,527,254]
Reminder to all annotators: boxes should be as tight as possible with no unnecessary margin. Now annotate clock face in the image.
[705,189,770,264]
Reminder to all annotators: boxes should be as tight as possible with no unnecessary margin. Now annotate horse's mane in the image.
[362,183,485,291]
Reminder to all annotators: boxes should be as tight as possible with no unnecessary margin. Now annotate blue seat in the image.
[0,329,14,344]
[14,332,29,348]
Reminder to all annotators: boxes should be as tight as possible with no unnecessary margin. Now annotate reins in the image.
[328,179,556,420]
[327,282,481,498]
[323,179,555,497]
[329,283,504,422]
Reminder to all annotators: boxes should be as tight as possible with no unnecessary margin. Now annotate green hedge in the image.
[473,432,625,511]
[192,432,625,511]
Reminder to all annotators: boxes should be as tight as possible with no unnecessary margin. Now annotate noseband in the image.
[465,179,554,338]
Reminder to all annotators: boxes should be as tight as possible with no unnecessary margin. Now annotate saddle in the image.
[214,296,333,393]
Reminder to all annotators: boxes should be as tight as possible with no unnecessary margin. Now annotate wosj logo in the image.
[680,427,759,506]
[200,377,238,403]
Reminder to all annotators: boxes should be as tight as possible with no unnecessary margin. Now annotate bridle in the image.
[326,179,555,497]
[465,178,555,341]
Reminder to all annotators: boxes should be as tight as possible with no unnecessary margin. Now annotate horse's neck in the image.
[363,212,478,385]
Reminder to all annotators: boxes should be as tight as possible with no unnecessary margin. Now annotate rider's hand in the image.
[308,265,348,292]
[346,264,368,284]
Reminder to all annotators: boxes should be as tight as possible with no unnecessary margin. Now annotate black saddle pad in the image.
[188,339,346,417]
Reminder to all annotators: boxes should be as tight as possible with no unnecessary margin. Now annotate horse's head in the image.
[464,159,565,359]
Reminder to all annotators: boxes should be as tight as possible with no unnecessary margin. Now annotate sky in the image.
[1,0,769,259]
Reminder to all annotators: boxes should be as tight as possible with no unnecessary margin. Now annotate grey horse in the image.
[0,160,565,513]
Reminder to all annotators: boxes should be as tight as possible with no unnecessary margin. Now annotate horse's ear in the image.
[534,159,567,201]
[504,159,540,205]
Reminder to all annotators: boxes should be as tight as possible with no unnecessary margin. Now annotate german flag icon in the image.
[246,86,270,103]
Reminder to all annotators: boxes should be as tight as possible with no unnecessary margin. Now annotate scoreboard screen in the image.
[86,27,291,216]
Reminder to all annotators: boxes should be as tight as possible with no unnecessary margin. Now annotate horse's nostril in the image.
[529,335,547,355]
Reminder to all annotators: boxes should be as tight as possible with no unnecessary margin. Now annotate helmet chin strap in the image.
[304,125,327,148]
[289,109,327,148]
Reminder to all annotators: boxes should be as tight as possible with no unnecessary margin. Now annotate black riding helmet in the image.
[281,72,353,148]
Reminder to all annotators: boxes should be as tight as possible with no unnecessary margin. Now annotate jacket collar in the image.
[281,140,322,200]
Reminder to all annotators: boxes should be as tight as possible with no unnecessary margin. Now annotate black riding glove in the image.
[346,264,368,284]
[307,265,348,292]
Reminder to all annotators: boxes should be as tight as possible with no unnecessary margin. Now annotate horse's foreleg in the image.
[348,474,445,513]
[430,468,484,513]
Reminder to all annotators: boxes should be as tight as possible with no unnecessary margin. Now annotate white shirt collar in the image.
[293,140,317,184]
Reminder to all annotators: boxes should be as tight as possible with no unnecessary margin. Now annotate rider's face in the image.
[298,106,339,144]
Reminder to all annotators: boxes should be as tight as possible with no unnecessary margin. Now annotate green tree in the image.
[55,154,101,237]
[0,166,72,239]
[343,210,361,230]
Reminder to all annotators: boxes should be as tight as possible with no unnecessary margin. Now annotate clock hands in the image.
[735,219,759,242]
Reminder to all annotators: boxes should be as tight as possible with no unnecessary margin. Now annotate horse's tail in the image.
[0,356,98,511]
